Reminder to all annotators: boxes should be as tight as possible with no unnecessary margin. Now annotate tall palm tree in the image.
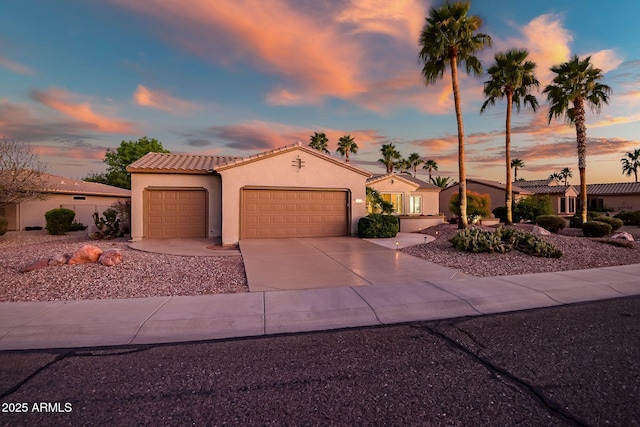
[423,159,439,181]
[336,135,358,163]
[559,167,573,185]
[378,143,401,173]
[308,132,330,154]
[419,1,492,228]
[549,172,562,184]
[621,148,640,182]
[510,158,525,181]
[406,153,424,177]
[431,176,453,189]
[543,55,611,223]
[480,48,539,225]
[394,157,412,175]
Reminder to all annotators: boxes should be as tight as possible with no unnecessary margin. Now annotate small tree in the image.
[450,191,491,221]
[0,138,50,209]
[85,136,169,189]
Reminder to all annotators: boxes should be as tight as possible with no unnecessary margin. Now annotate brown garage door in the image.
[146,189,206,238]
[241,189,348,239]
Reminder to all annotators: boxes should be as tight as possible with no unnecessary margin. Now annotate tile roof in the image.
[515,179,556,188]
[367,173,440,190]
[127,153,242,174]
[522,185,576,195]
[43,173,130,197]
[585,182,640,195]
[468,178,530,194]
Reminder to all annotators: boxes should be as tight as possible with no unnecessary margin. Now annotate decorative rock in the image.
[68,244,103,265]
[48,253,71,266]
[20,258,50,273]
[532,225,551,236]
[98,249,123,266]
[611,232,634,242]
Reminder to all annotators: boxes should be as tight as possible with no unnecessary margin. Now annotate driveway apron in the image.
[239,237,464,292]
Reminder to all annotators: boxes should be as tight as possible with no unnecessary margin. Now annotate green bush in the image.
[592,216,623,232]
[44,208,75,235]
[68,221,87,231]
[514,195,553,222]
[0,216,8,236]
[91,208,125,239]
[535,215,566,233]
[358,214,399,238]
[449,227,562,258]
[570,211,598,228]
[450,191,491,221]
[582,221,612,237]
[614,210,640,226]
[492,206,507,222]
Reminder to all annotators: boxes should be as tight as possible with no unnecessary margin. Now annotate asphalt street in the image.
[1,296,639,426]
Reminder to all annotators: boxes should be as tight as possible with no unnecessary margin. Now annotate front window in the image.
[560,197,567,213]
[381,193,403,214]
[568,197,576,213]
[409,195,422,214]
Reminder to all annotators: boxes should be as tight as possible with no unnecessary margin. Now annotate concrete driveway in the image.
[239,237,465,292]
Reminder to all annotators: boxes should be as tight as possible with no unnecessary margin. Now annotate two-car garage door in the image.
[241,189,348,239]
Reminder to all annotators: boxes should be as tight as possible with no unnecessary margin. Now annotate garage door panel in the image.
[146,190,206,239]
[242,189,347,239]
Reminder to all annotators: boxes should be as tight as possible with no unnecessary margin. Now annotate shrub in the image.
[514,195,553,222]
[91,208,125,239]
[614,210,640,226]
[492,206,507,222]
[535,215,566,233]
[0,216,8,236]
[68,221,87,231]
[358,214,399,238]
[582,221,612,237]
[449,227,562,258]
[450,191,491,221]
[44,208,75,235]
[110,200,131,233]
[592,216,623,232]
[570,211,598,228]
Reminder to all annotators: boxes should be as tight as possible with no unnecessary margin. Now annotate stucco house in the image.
[515,179,578,217]
[583,182,640,212]
[0,173,131,231]
[127,142,371,245]
[366,173,441,216]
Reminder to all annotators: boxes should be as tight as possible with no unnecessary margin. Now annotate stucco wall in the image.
[4,195,129,231]
[368,177,440,215]
[589,195,640,213]
[218,149,368,245]
[130,173,222,241]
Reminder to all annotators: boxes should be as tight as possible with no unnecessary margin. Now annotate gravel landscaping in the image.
[403,223,640,277]
[2,223,640,302]
[0,231,248,302]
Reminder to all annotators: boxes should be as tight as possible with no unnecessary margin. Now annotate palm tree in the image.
[336,135,358,163]
[431,176,452,189]
[510,158,525,181]
[406,153,424,177]
[481,48,539,225]
[378,143,401,173]
[559,167,573,185]
[423,159,439,181]
[419,1,492,228]
[549,172,562,184]
[309,132,330,154]
[621,148,640,182]
[543,55,611,223]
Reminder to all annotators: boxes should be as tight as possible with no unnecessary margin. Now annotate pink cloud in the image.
[30,87,136,134]
[133,84,200,113]
[32,145,105,161]
[0,56,35,75]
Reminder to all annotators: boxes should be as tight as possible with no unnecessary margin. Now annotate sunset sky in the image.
[2,0,639,184]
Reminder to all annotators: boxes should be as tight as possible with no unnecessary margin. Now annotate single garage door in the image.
[241,189,348,239]
[146,189,207,238]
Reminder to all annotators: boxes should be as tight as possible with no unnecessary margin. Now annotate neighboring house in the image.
[583,182,640,212]
[439,178,531,220]
[127,142,371,245]
[366,173,441,216]
[0,173,131,231]
[515,179,578,217]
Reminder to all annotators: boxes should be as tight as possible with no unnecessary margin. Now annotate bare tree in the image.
[0,137,50,208]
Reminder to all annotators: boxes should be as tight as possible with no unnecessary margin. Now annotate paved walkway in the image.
[1,234,639,351]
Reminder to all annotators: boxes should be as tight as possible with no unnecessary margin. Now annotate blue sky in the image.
[1,0,639,184]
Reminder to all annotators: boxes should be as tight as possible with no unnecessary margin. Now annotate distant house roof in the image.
[522,185,577,195]
[515,179,557,188]
[127,153,242,174]
[468,178,531,194]
[127,143,372,177]
[43,173,130,197]
[585,182,640,195]
[367,173,440,190]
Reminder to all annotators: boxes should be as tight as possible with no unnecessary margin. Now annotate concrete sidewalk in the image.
[2,261,639,351]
